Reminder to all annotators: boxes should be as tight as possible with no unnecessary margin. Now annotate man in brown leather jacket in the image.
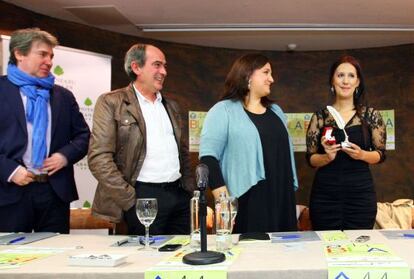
[88,44,194,235]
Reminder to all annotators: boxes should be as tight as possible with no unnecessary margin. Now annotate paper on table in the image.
[0,232,58,245]
[271,231,320,243]
[145,247,241,279]
[162,236,190,246]
[380,229,414,240]
[112,235,173,247]
[325,243,410,279]
[0,246,65,269]
[68,254,127,267]
[320,231,348,242]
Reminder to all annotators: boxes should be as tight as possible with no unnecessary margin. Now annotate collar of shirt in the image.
[133,84,162,105]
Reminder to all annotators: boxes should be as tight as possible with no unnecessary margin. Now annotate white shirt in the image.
[8,92,52,181]
[21,93,52,173]
[134,85,181,183]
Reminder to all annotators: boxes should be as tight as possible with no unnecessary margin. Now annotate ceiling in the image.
[5,0,414,51]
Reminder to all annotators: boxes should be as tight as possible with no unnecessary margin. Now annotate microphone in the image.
[196,163,209,190]
[182,163,225,265]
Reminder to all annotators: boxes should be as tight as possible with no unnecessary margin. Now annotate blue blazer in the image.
[0,76,90,206]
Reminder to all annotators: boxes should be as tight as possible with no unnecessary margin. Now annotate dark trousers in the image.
[0,182,70,234]
[124,181,191,235]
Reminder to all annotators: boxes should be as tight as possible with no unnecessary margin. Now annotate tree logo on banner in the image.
[84,98,93,106]
[53,65,64,76]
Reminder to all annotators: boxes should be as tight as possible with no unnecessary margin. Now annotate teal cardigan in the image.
[199,99,299,198]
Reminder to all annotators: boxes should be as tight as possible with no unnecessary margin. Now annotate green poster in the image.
[286,113,312,152]
[189,111,207,152]
[380,110,395,150]
[188,110,395,152]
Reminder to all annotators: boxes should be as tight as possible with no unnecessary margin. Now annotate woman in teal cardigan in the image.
[199,53,299,233]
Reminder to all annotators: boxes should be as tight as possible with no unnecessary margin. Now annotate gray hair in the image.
[124,44,147,81]
[9,28,58,65]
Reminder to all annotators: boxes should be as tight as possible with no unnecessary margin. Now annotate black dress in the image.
[306,106,386,230]
[202,108,297,233]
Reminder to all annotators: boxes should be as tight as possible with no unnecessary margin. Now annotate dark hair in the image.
[124,44,147,81]
[221,53,274,107]
[329,55,366,109]
[329,55,371,146]
[9,28,58,65]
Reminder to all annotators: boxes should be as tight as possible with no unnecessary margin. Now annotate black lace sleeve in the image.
[306,111,323,166]
[367,108,387,163]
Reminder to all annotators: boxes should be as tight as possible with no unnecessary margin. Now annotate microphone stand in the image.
[182,184,225,265]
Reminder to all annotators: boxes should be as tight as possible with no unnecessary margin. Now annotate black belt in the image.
[33,173,48,183]
[137,180,179,189]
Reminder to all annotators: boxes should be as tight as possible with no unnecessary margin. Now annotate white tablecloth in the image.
[0,230,413,279]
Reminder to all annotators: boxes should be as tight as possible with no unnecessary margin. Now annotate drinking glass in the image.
[229,197,239,245]
[136,198,158,250]
[228,196,238,231]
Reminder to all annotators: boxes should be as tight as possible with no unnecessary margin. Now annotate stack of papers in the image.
[68,254,127,267]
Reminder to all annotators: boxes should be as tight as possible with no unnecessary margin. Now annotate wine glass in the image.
[136,198,158,250]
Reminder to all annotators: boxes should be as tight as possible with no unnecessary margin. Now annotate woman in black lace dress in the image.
[306,55,386,230]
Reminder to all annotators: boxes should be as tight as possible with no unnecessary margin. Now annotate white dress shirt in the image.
[8,92,52,181]
[134,85,181,183]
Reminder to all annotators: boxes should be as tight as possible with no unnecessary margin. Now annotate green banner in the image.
[189,110,395,153]
[189,111,207,152]
[380,110,395,150]
[286,113,312,152]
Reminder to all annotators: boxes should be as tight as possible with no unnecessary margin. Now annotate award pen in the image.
[7,236,25,245]
[138,236,166,243]
[402,233,414,238]
[152,236,167,242]
[277,234,301,240]
[116,238,129,246]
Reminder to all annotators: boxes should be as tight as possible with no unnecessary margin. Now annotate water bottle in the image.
[215,192,232,251]
[190,190,201,250]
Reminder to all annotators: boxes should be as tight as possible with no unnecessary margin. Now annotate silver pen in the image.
[116,238,129,246]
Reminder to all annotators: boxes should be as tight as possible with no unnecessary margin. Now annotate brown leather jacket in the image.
[88,84,194,223]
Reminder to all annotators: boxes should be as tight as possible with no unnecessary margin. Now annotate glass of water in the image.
[136,198,158,250]
[228,196,238,232]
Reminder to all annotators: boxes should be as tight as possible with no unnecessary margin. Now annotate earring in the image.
[355,87,359,97]
[330,86,335,94]
[248,80,251,90]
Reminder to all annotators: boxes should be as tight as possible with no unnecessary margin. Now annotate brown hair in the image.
[221,53,274,107]
[9,28,58,65]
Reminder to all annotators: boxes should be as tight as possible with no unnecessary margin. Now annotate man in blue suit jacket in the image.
[0,28,90,233]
